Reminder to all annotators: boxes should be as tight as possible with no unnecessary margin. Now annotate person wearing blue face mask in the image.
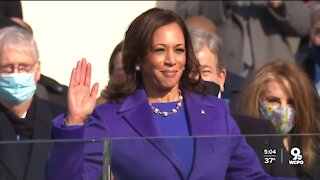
[237,60,320,179]
[0,26,67,180]
[0,65,37,104]
[0,16,69,107]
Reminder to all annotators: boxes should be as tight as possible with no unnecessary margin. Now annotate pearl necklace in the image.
[149,89,183,117]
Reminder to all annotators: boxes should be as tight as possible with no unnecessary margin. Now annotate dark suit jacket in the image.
[202,74,245,113]
[0,95,67,180]
[290,136,320,180]
[36,74,68,107]
[232,113,296,178]
[203,81,296,177]
[223,71,246,112]
[295,38,316,82]
[295,42,320,179]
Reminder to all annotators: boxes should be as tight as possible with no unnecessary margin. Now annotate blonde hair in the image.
[238,60,320,170]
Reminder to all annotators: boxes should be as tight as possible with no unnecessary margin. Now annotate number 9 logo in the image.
[291,147,302,160]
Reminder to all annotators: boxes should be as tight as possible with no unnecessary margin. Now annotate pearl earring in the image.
[135,65,140,71]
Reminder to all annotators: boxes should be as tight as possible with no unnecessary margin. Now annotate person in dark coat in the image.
[189,27,296,177]
[184,15,245,112]
[0,26,67,180]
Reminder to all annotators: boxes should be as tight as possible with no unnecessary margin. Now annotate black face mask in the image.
[202,81,220,97]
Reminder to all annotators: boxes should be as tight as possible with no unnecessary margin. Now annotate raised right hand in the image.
[65,58,99,125]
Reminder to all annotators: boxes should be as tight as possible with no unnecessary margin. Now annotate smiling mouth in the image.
[161,70,178,77]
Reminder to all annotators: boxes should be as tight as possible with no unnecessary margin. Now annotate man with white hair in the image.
[0,26,66,180]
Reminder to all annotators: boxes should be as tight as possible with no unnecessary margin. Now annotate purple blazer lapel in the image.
[183,90,232,178]
[183,90,217,136]
[119,88,184,178]
[119,88,160,137]
[119,88,221,136]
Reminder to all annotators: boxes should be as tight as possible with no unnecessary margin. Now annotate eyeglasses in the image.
[0,63,36,73]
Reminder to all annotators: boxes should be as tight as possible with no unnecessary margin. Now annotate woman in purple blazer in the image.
[46,8,295,180]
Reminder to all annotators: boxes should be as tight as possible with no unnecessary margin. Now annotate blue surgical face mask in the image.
[0,73,36,104]
[259,104,295,134]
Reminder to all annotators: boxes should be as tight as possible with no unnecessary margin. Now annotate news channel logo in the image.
[289,147,304,165]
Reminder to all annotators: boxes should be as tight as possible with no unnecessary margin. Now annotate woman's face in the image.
[260,79,294,108]
[140,22,186,92]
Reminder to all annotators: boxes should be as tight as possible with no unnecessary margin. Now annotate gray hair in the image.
[0,26,39,62]
[188,27,225,72]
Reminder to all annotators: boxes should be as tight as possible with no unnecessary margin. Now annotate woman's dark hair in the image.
[105,8,204,102]
[108,40,124,77]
